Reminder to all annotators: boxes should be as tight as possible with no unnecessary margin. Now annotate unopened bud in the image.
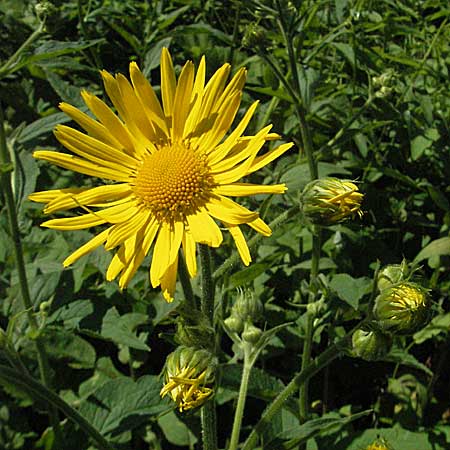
[351,328,392,361]
[301,178,363,226]
[224,315,244,334]
[242,323,262,344]
[232,289,263,323]
[377,260,408,292]
[160,346,217,412]
[373,282,431,335]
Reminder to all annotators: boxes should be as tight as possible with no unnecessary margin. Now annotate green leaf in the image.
[265,410,371,450]
[384,347,433,376]
[229,262,273,288]
[329,274,372,309]
[43,70,84,106]
[414,237,450,263]
[158,410,197,446]
[410,135,432,160]
[413,313,450,344]
[79,376,170,436]
[42,327,96,369]
[49,299,95,329]
[101,307,150,351]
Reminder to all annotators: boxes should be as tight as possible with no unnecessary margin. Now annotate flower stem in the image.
[0,104,63,447]
[228,350,252,450]
[199,245,218,450]
[241,320,364,450]
[0,365,116,450]
[299,226,321,422]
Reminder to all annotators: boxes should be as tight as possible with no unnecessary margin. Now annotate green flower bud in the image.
[301,178,364,226]
[224,315,244,334]
[232,289,263,323]
[242,323,263,344]
[161,346,217,412]
[377,261,409,291]
[351,328,392,361]
[373,282,431,335]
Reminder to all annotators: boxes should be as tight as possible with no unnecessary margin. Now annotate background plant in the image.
[0,0,449,449]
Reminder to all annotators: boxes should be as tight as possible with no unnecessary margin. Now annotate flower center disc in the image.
[134,143,213,220]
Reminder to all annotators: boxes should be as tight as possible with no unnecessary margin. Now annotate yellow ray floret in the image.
[30,48,293,301]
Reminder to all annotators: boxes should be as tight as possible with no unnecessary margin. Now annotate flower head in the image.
[29,48,293,301]
[373,282,431,335]
[160,346,216,412]
[301,177,363,226]
[351,328,392,361]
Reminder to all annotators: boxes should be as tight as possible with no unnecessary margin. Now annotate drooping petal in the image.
[150,221,172,287]
[160,254,179,302]
[63,229,110,266]
[182,226,197,278]
[224,223,251,265]
[186,209,223,247]
[206,195,258,224]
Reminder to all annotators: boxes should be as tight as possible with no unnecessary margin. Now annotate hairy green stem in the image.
[199,245,218,450]
[0,105,63,446]
[0,365,115,450]
[241,320,365,450]
[299,226,321,422]
[228,349,252,450]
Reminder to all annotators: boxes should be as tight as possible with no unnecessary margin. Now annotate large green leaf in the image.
[79,376,170,436]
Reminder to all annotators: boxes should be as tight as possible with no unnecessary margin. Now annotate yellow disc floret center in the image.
[134,143,214,220]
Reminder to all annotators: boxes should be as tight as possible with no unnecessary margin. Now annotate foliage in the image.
[0,0,449,449]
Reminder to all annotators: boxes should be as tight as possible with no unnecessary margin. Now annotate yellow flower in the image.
[160,346,216,412]
[365,439,391,450]
[29,48,293,301]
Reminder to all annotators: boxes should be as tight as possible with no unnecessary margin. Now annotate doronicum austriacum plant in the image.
[0,1,449,450]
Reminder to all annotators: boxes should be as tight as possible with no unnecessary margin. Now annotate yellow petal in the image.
[129,62,169,139]
[42,213,105,230]
[186,209,223,247]
[54,125,138,170]
[29,188,85,204]
[63,229,109,266]
[248,217,272,236]
[160,47,176,120]
[206,195,258,224]
[172,61,195,142]
[59,102,121,148]
[214,183,286,197]
[43,184,132,214]
[182,226,197,278]
[33,150,132,182]
[246,142,294,175]
[105,208,151,250]
[160,255,179,302]
[224,223,251,266]
[150,221,171,287]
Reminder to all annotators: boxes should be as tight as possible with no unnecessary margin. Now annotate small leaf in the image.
[330,274,372,309]
[414,237,450,263]
[158,410,197,446]
[410,135,432,160]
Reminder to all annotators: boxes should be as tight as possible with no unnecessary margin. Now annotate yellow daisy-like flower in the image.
[29,48,293,301]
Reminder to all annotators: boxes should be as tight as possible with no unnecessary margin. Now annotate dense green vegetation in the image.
[0,1,449,449]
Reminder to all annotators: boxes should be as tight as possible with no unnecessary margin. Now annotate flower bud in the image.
[242,323,263,344]
[351,328,392,361]
[377,260,408,292]
[373,282,431,335]
[301,178,363,226]
[224,315,244,334]
[160,346,217,412]
[232,289,263,323]
[242,23,267,50]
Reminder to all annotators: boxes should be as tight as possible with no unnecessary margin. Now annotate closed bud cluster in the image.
[242,23,267,50]
[351,328,392,361]
[373,282,431,335]
[301,178,363,226]
[233,289,263,323]
[160,346,217,412]
[242,322,263,344]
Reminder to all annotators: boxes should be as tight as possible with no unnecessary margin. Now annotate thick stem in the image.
[199,245,217,450]
[0,365,115,450]
[0,104,63,446]
[228,352,252,450]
